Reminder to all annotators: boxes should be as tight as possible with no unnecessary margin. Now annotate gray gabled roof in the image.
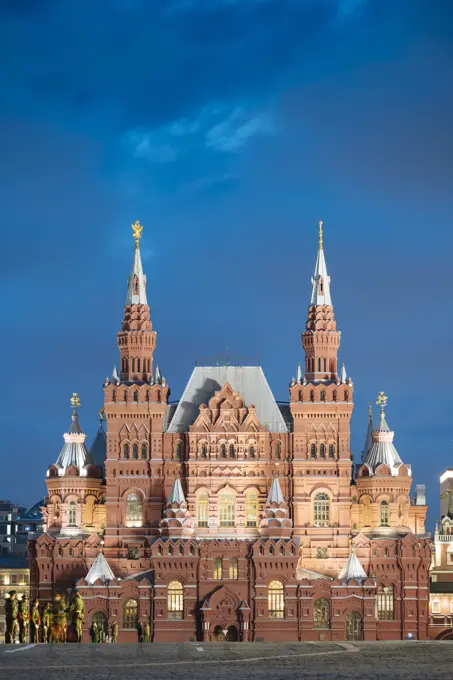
[85,552,115,584]
[169,478,186,505]
[338,548,367,582]
[267,477,284,504]
[89,425,106,470]
[166,366,288,433]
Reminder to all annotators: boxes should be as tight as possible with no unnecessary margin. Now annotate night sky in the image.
[1,0,452,529]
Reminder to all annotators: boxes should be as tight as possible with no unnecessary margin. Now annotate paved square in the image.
[0,641,452,679]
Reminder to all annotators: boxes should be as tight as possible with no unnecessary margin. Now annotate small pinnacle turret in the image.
[126,220,148,305]
[361,403,374,461]
[310,220,332,306]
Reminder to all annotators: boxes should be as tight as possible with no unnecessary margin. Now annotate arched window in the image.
[328,444,334,459]
[123,599,138,628]
[141,444,147,459]
[229,558,238,580]
[168,581,183,620]
[201,445,207,459]
[268,580,284,618]
[68,547,73,557]
[137,358,140,373]
[320,444,326,459]
[380,501,389,527]
[320,390,326,402]
[314,598,330,628]
[314,492,330,526]
[274,443,281,459]
[377,586,394,620]
[249,445,255,458]
[332,390,337,402]
[168,545,173,556]
[133,390,138,402]
[311,444,317,459]
[213,557,223,580]
[344,390,349,402]
[323,358,327,372]
[219,493,235,527]
[175,442,182,461]
[123,444,130,459]
[68,502,77,527]
[126,492,142,527]
[197,494,208,527]
[92,611,107,637]
[246,491,258,528]
[220,444,226,458]
[317,358,321,372]
[132,444,138,459]
[346,611,363,641]
[229,444,235,458]
[131,358,135,372]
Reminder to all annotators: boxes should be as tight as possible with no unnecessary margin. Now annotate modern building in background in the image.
[429,469,453,639]
[0,500,44,557]
[0,555,29,643]
[29,221,431,643]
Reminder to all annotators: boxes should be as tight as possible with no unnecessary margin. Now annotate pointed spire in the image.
[361,403,374,461]
[310,220,332,306]
[155,364,161,384]
[169,478,186,505]
[85,551,115,584]
[267,477,284,504]
[338,546,367,582]
[112,364,119,382]
[362,392,404,475]
[296,363,302,383]
[340,362,347,383]
[53,394,94,475]
[126,220,148,305]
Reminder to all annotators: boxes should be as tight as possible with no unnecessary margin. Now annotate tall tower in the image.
[290,222,354,577]
[103,222,170,573]
[118,220,156,382]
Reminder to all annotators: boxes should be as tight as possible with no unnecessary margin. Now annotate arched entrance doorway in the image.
[212,624,239,641]
[436,629,453,641]
[91,611,108,642]
[346,611,363,641]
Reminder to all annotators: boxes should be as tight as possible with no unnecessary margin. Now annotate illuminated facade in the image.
[29,221,430,642]
[429,469,453,639]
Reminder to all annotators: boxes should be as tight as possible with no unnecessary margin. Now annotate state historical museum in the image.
[29,221,431,642]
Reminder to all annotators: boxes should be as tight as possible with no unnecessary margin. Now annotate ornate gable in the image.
[190,382,263,433]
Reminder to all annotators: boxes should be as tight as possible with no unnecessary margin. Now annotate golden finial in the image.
[368,402,373,417]
[98,408,105,422]
[131,220,143,246]
[376,392,388,409]
[318,220,323,250]
[70,393,81,414]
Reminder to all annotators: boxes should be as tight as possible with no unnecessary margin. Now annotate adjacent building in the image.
[0,500,44,557]
[29,220,431,642]
[429,469,453,639]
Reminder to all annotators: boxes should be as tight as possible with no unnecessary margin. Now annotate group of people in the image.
[4,590,85,644]
[5,590,152,644]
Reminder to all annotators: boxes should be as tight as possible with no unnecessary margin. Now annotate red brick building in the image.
[29,220,431,642]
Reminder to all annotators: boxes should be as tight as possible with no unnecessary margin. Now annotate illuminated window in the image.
[168,581,183,619]
[123,599,138,628]
[229,444,235,458]
[346,611,363,641]
[229,558,238,580]
[175,442,182,461]
[246,491,258,527]
[220,444,226,458]
[432,600,440,614]
[274,443,281,459]
[132,444,138,459]
[197,494,209,527]
[68,502,77,527]
[377,586,394,620]
[213,557,223,580]
[126,492,142,527]
[314,493,330,526]
[123,443,130,459]
[268,580,284,618]
[380,501,389,527]
[219,493,235,527]
[314,598,329,628]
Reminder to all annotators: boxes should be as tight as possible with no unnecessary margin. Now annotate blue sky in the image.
[1,0,452,528]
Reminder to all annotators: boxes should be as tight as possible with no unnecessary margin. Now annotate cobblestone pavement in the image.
[0,641,452,680]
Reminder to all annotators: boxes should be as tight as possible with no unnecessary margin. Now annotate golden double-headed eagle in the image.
[376,392,388,407]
